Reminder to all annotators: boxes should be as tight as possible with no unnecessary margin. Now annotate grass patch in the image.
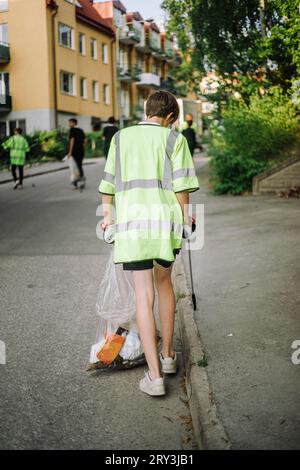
[197,353,209,368]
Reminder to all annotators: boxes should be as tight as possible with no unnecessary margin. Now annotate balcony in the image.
[136,72,160,89]
[0,94,12,111]
[0,43,10,64]
[165,47,175,62]
[135,35,151,54]
[117,65,142,83]
[119,27,141,46]
[152,46,165,60]
[149,36,161,53]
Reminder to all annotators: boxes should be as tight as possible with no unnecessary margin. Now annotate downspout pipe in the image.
[50,4,59,129]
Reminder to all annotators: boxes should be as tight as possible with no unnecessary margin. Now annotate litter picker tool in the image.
[187,237,197,311]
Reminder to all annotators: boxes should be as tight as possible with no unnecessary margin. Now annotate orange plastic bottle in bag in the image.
[97,327,127,365]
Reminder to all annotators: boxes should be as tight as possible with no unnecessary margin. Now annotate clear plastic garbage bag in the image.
[63,155,80,183]
[96,250,135,324]
[87,250,161,372]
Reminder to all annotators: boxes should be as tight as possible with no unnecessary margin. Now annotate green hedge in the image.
[209,88,300,194]
[0,129,105,170]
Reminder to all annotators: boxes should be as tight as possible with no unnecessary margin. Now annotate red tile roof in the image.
[127,11,144,23]
[111,1,127,14]
[76,0,115,36]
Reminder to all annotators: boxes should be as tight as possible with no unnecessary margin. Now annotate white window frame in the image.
[80,77,87,99]
[103,84,110,105]
[0,23,8,45]
[102,43,109,64]
[58,23,74,50]
[0,71,8,95]
[60,71,76,96]
[0,1,8,12]
[79,33,86,55]
[92,81,99,102]
[90,38,98,60]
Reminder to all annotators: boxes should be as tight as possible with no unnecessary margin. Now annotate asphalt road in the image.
[0,162,195,450]
[183,158,300,450]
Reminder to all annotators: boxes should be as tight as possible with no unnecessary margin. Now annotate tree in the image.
[162,0,300,92]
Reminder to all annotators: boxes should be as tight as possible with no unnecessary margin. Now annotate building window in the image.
[92,81,99,102]
[0,1,8,12]
[18,119,26,134]
[102,43,108,64]
[58,23,74,49]
[90,38,97,60]
[152,62,160,75]
[79,33,85,55]
[0,24,8,44]
[80,78,87,99]
[9,120,16,136]
[60,71,75,95]
[103,84,110,105]
[0,72,9,95]
[0,121,6,137]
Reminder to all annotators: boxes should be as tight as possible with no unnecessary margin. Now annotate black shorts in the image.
[123,249,180,271]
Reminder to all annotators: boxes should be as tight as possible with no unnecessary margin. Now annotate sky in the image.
[121,0,167,25]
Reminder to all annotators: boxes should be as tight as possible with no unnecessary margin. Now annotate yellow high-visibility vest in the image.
[99,122,199,263]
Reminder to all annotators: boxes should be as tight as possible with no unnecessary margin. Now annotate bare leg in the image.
[154,264,176,358]
[132,269,162,379]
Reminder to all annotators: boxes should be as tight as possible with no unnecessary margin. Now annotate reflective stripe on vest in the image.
[115,219,183,235]
[173,168,196,180]
[114,129,179,193]
[103,171,115,184]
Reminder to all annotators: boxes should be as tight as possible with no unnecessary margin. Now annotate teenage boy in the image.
[99,90,199,396]
[68,118,86,187]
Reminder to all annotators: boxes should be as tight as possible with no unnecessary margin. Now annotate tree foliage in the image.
[209,87,300,194]
[162,0,300,89]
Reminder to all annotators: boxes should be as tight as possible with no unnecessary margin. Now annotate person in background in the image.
[102,117,119,159]
[2,127,29,190]
[68,118,86,188]
[181,115,197,157]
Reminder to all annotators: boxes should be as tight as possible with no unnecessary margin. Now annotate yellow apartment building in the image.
[0,0,179,136]
[0,0,116,135]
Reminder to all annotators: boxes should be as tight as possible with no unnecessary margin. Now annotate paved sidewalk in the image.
[183,156,300,449]
[0,158,101,184]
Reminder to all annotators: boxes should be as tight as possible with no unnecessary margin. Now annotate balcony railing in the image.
[149,36,160,53]
[119,27,141,45]
[135,30,151,53]
[117,65,142,82]
[0,43,10,64]
[136,72,160,88]
[0,94,12,111]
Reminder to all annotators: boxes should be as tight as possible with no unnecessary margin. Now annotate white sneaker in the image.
[139,371,166,396]
[159,352,178,374]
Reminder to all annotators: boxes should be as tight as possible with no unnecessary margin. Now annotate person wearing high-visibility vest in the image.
[99,90,199,397]
[2,127,29,190]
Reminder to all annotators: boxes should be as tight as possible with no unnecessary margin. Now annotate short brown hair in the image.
[146,90,179,123]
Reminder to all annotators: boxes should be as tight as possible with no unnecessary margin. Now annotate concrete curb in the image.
[173,254,231,450]
[0,159,99,185]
